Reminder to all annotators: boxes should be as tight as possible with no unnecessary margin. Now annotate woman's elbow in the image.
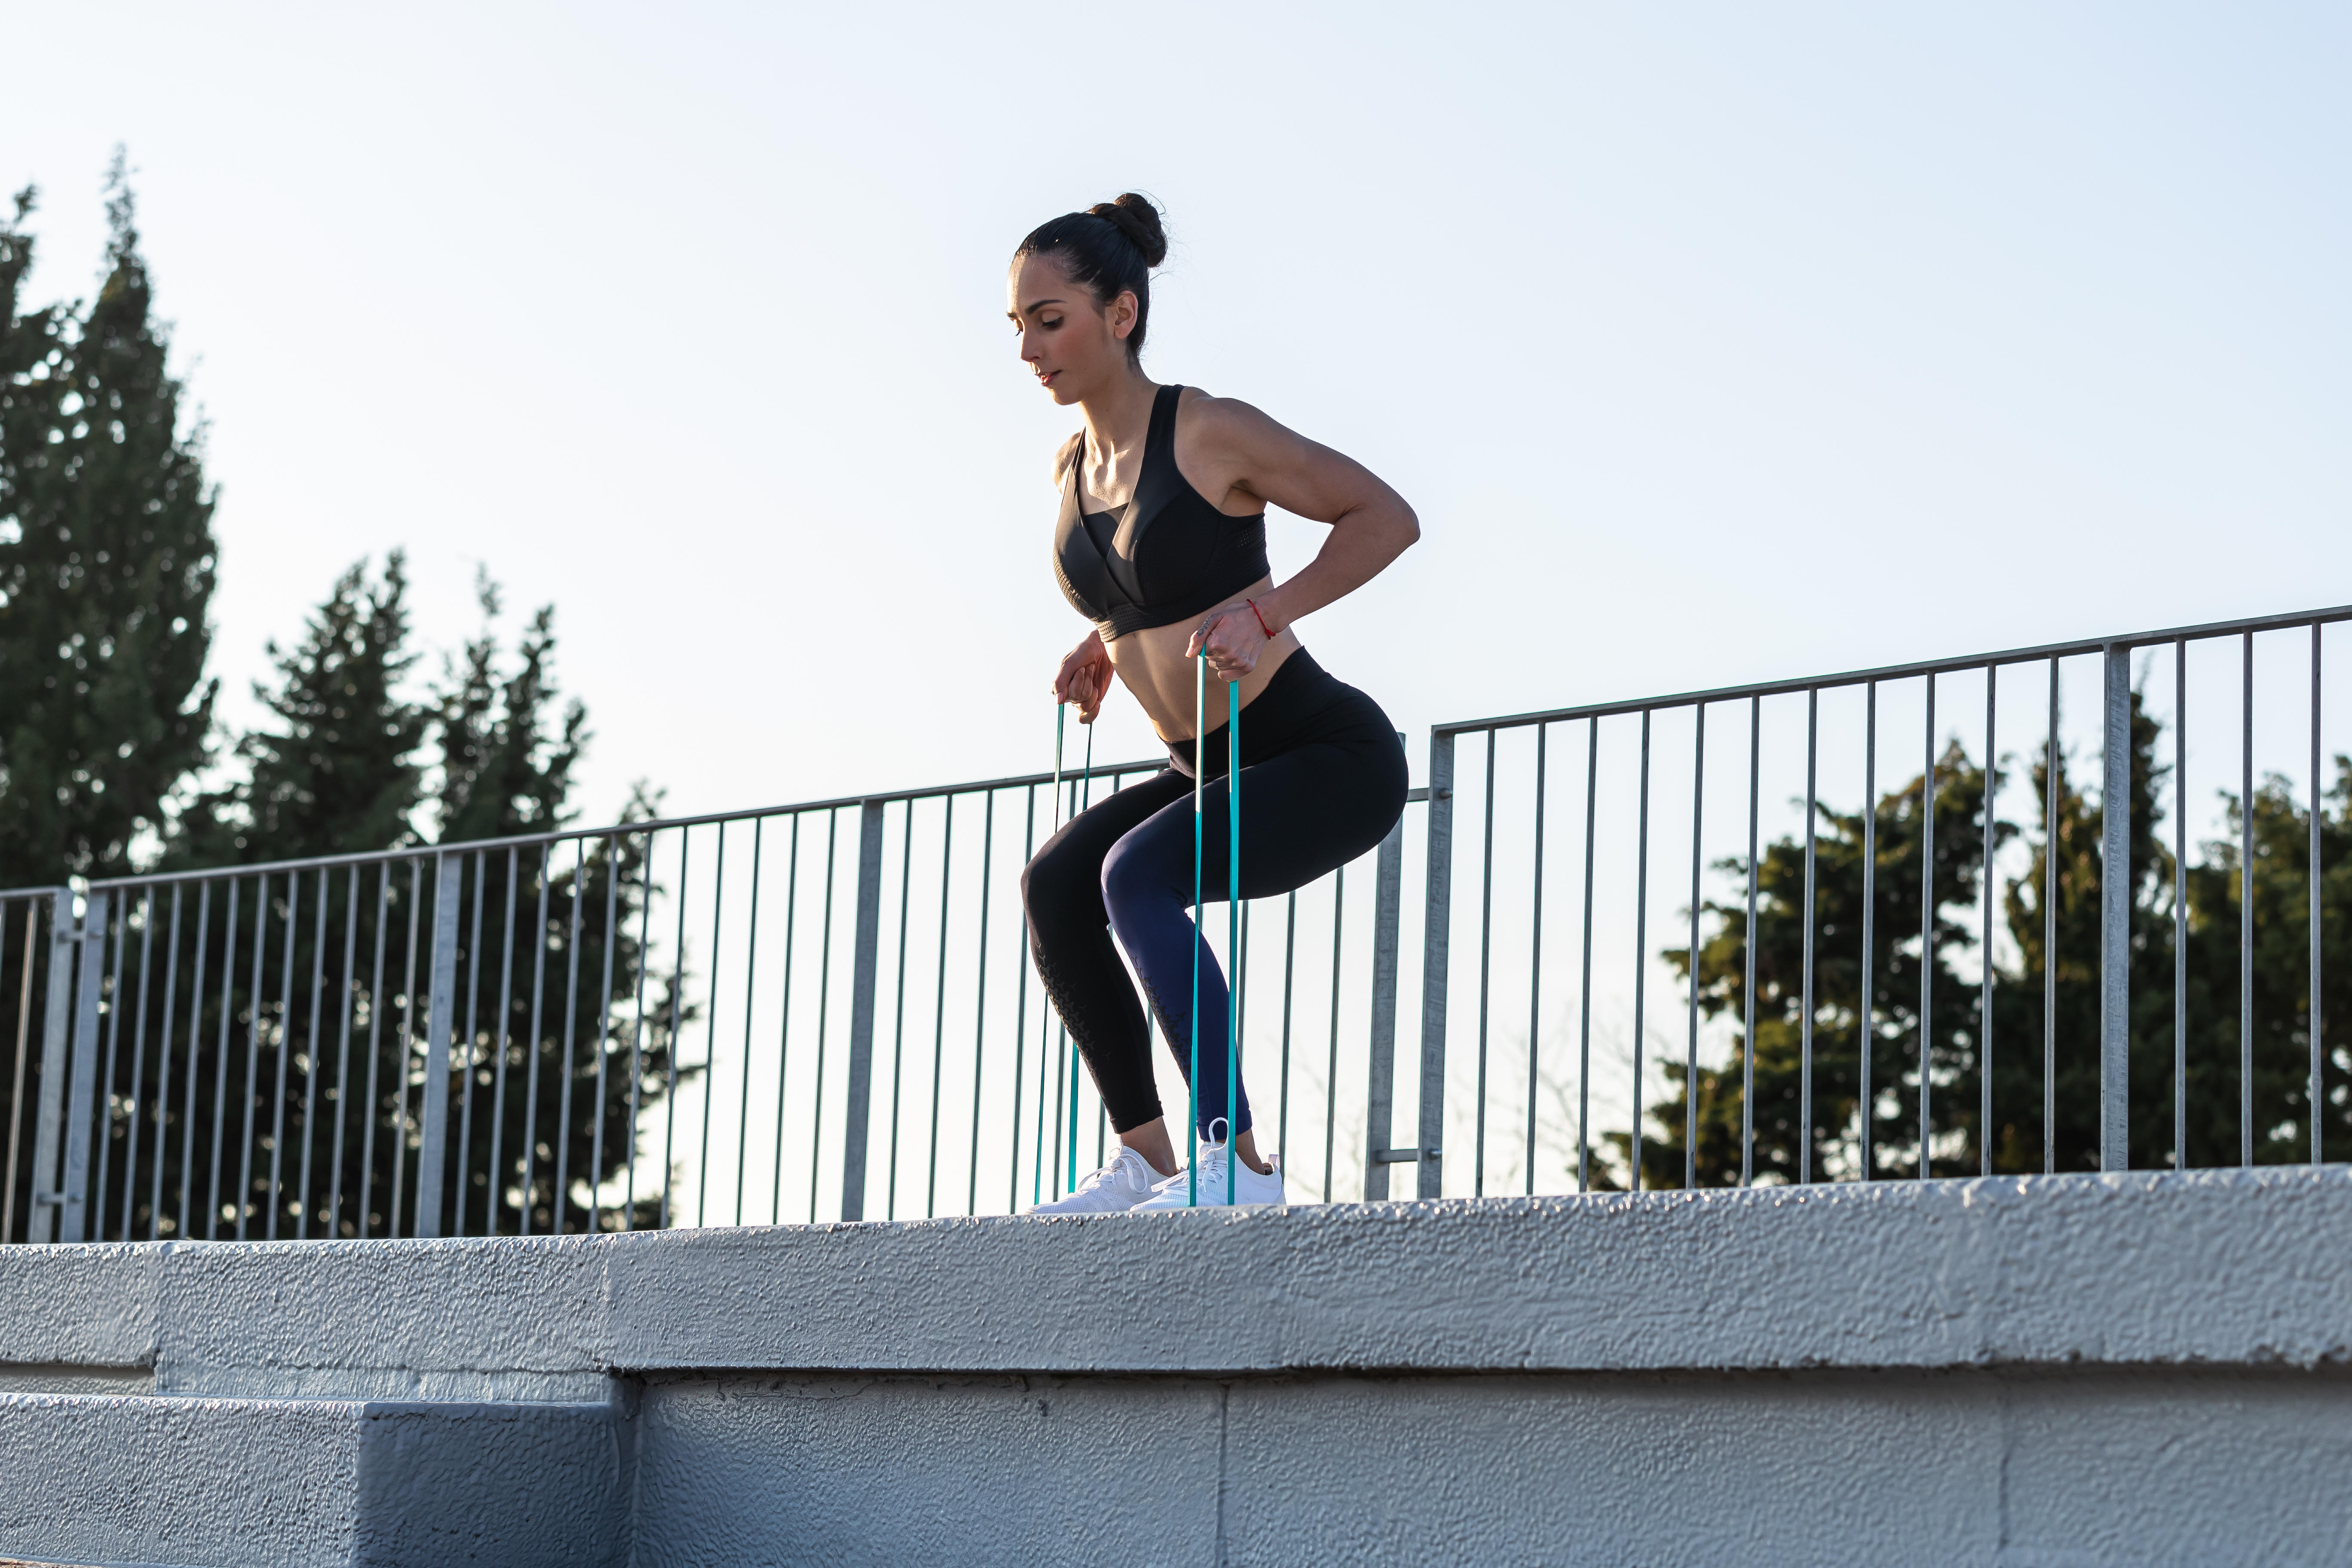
[1388,503,1421,555]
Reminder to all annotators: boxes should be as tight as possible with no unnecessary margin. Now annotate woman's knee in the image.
[1021,835,1102,930]
[1099,820,1185,928]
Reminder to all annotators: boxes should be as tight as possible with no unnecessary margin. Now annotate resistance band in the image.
[1188,654,1243,1206]
[1066,715,1092,1195]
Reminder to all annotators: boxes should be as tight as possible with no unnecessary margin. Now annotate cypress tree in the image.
[0,157,217,884]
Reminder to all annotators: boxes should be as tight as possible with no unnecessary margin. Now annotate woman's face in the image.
[1007,252,1135,406]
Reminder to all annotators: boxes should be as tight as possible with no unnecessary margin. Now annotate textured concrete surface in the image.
[3,1168,2350,1566]
[628,1363,2352,1568]
[6,1168,2350,1398]
[0,1390,628,1568]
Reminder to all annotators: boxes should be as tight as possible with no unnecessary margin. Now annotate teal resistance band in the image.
[1065,717,1092,1195]
[1189,655,1204,1206]
[1226,674,1240,1205]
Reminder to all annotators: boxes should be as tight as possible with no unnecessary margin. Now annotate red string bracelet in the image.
[1246,598,1277,639]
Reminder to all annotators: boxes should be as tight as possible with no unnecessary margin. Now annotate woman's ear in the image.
[1108,289,1138,343]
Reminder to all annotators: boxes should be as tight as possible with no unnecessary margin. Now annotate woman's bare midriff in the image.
[1105,576,1299,744]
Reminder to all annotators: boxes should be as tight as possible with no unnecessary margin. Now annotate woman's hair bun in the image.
[1087,193,1168,269]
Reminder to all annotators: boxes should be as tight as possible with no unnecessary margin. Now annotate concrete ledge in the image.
[5,1168,2345,1398]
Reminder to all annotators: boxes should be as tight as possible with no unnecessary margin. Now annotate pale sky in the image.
[5,2,2348,829]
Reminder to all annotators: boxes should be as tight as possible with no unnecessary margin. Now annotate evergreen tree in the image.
[0,158,216,884]
[1644,742,1996,1186]
[172,553,426,864]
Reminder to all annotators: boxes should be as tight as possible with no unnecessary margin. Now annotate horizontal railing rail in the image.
[6,599,2344,1244]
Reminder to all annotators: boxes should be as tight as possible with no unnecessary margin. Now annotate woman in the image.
[1014,194,1418,1212]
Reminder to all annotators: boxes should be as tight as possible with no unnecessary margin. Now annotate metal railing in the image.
[1414,603,2351,1197]
[0,755,1425,1243]
[3,600,2345,1243]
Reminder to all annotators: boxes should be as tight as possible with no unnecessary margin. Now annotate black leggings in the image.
[1020,651,1407,1142]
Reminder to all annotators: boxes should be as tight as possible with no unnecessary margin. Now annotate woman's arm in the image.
[1180,397,1420,677]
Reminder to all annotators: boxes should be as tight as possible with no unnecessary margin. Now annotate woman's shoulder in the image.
[1171,386,1286,459]
[1051,431,1082,487]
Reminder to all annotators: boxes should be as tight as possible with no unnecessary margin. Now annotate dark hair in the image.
[1014,193,1168,361]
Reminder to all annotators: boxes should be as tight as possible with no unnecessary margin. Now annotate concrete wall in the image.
[2,1167,2350,1565]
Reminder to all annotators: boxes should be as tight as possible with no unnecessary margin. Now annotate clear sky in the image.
[5,2,2348,827]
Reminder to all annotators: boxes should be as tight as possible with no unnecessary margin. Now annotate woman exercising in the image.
[1014,194,1418,1212]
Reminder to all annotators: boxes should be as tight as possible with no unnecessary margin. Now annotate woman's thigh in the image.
[1106,735,1408,909]
[1021,769,1190,926]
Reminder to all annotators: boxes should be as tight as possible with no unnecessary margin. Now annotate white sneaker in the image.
[1024,1145,1173,1215]
[1130,1141,1286,1210]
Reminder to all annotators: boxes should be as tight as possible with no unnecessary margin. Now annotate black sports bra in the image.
[1054,383,1270,642]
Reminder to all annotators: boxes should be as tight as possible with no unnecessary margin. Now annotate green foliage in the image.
[1635,688,2352,1187]
[171,554,428,865]
[0,160,217,884]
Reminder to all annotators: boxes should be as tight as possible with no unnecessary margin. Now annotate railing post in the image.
[27,893,77,1244]
[1415,733,1455,1200]
[2101,643,2131,1172]
[1362,804,1406,1201]
[58,891,109,1244]
[413,853,461,1237]
[838,799,887,1221]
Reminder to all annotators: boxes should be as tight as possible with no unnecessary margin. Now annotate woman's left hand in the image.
[1186,602,1268,683]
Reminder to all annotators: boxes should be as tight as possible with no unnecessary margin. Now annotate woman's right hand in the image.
[1054,631,1114,723]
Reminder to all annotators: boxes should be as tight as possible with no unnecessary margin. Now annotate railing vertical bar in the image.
[328,876,353,1236]
[2099,645,2131,1173]
[1012,787,1036,1214]
[31,889,75,1245]
[1528,722,1548,1197]
[1416,730,1455,1200]
[927,797,955,1217]
[840,800,886,1223]
[296,869,326,1240]
[1323,865,1345,1203]
[808,811,840,1222]
[92,898,126,1240]
[2242,632,2255,1168]
[554,836,587,1236]
[6,903,40,1243]
[266,871,300,1239]
[59,889,110,1243]
[590,836,621,1234]
[1801,691,1817,1185]
[1631,710,1651,1192]
[1742,700,1759,1187]
[119,891,156,1240]
[1277,890,1297,1181]
[487,848,519,1236]
[2305,625,2324,1166]
[1981,667,1997,1178]
[1920,675,1937,1181]
[628,830,658,1231]
[886,804,913,1219]
[661,828,692,1231]
[415,854,459,1239]
[520,847,551,1237]
[1474,728,1496,1196]
[2045,658,2058,1174]
[1365,818,1405,1204]
[208,878,241,1241]
[2175,642,2189,1169]
[455,853,485,1237]
[236,875,269,1240]
[390,858,422,1237]
[733,820,766,1227]
[1862,684,1877,1181]
[1688,706,1706,1190]
[148,887,181,1240]
[966,792,995,1216]
[769,816,801,1224]
[1580,718,1599,1193]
